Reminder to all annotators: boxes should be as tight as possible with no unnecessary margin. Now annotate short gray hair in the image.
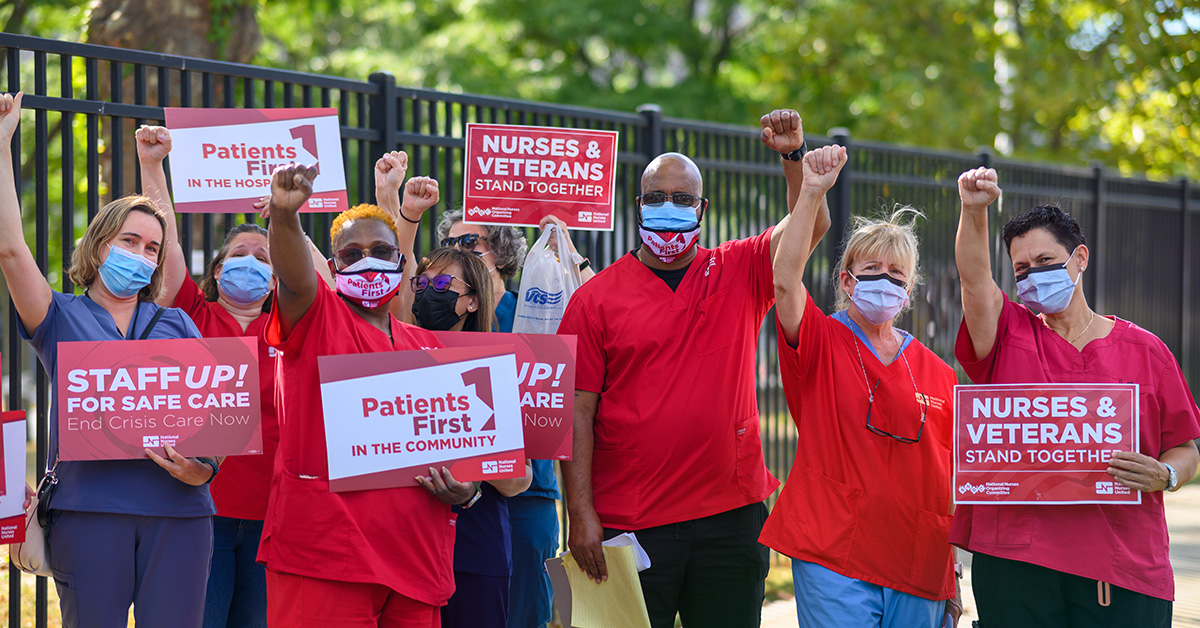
[435,209,529,281]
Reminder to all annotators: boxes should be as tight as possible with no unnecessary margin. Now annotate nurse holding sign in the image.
[954,167,1200,627]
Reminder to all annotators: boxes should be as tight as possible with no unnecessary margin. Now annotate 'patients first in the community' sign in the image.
[164,107,348,213]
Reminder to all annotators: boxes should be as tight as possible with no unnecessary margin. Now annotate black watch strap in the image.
[781,141,809,162]
[200,457,220,485]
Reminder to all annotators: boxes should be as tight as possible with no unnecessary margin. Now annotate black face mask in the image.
[412,288,466,331]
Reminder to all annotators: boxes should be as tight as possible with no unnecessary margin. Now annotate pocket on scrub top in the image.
[695,289,741,356]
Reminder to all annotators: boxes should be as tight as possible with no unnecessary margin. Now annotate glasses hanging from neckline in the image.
[854,341,927,444]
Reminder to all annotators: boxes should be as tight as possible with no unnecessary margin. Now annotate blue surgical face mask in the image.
[218,255,273,305]
[98,244,157,298]
[1016,247,1080,315]
[849,273,910,325]
[639,202,701,232]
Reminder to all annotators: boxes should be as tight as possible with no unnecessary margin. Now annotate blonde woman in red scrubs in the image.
[761,144,962,627]
[954,167,1200,627]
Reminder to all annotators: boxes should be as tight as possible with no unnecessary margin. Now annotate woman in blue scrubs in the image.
[0,92,216,627]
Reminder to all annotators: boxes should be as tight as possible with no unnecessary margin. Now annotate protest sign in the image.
[954,383,1140,505]
[319,345,526,492]
[0,410,27,543]
[56,337,262,461]
[164,107,348,213]
[463,123,618,230]
[433,331,575,460]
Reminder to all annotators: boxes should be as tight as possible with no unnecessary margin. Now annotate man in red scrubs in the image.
[558,109,827,628]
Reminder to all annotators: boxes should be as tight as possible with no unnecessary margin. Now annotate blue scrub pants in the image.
[792,559,944,628]
[506,495,559,628]
[48,510,214,628]
[443,571,509,628]
[203,516,268,628]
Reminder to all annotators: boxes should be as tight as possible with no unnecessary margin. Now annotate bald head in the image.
[641,152,703,196]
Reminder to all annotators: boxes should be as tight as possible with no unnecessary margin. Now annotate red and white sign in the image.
[56,338,263,461]
[319,345,526,492]
[433,331,575,460]
[463,123,618,231]
[164,107,348,213]
[0,410,27,544]
[954,384,1140,505]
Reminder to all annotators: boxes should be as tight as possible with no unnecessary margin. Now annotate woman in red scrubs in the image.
[954,167,1200,627]
[760,145,962,627]
[262,164,472,627]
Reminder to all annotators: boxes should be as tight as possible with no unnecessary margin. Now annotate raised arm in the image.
[374,152,439,324]
[135,125,188,307]
[773,145,846,347]
[266,164,319,337]
[0,93,52,333]
[561,389,606,583]
[955,167,1004,360]
[761,109,831,259]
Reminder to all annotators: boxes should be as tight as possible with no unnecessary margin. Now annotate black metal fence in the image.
[1,32,1197,626]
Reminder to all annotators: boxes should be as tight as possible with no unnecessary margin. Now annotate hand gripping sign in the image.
[463,123,618,230]
[164,107,348,213]
[433,331,575,460]
[56,337,263,461]
[319,345,526,493]
[954,383,1140,505]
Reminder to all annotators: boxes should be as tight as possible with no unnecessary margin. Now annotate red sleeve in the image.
[775,292,828,382]
[265,272,334,355]
[954,293,1023,384]
[558,290,604,394]
[172,273,207,318]
[717,227,775,308]
[1154,354,1200,454]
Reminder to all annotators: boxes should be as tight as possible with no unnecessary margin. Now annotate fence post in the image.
[1090,163,1107,314]
[1181,177,1192,374]
[368,71,397,159]
[827,127,851,312]
[637,103,664,165]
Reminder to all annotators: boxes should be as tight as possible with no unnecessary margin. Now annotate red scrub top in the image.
[952,294,1200,601]
[173,274,278,520]
[759,294,958,601]
[259,278,456,606]
[558,230,780,530]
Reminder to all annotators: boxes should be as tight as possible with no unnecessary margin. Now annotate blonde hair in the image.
[834,206,924,312]
[330,204,399,247]
[69,195,168,302]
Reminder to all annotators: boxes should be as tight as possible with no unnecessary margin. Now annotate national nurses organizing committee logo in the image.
[958,482,986,495]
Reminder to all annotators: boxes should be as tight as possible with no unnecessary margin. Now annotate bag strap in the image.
[138,307,167,340]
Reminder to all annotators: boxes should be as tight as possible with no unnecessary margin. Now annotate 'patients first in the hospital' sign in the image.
[463,123,618,230]
[954,383,1140,505]
[164,107,348,213]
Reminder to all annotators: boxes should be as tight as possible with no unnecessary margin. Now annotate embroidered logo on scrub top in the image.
[704,257,717,278]
[916,392,946,410]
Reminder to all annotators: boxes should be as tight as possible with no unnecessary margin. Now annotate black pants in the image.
[971,552,1172,628]
[604,502,771,628]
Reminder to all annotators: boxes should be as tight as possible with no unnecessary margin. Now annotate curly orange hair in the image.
[330,204,399,246]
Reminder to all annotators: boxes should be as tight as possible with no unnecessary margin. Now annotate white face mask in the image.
[334,256,404,309]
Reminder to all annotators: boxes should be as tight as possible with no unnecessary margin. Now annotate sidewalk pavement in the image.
[761,482,1200,627]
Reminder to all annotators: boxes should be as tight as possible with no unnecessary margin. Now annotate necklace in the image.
[1059,311,1096,344]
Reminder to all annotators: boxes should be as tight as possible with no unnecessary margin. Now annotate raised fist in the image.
[0,92,22,143]
[269,164,318,217]
[800,145,847,195]
[135,125,172,163]
[760,109,805,154]
[375,151,409,195]
[401,175,439,215]
[958,167,1001,210]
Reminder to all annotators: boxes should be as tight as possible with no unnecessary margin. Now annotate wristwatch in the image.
[780,141,808,162]
[1164,462,1179,492]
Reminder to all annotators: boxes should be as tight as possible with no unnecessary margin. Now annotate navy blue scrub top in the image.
[20,291,215,517]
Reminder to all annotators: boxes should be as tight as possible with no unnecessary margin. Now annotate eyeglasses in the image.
[335,244,400,267]
[638,191,706,208]
[855,342,927,444]
[441,234,486,249]
[411,274,473,293]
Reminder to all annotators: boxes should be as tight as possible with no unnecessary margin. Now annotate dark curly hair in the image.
[1001,204,1086,258]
